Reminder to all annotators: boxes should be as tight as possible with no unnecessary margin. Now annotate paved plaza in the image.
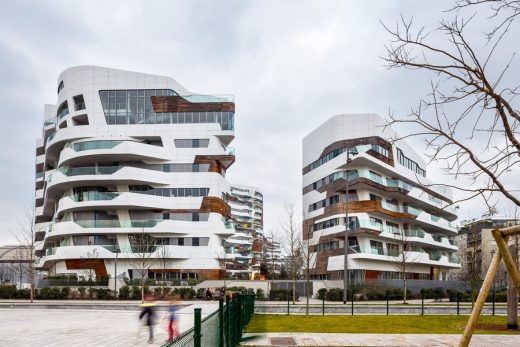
[0,302,218,347]
[242,332,520,346]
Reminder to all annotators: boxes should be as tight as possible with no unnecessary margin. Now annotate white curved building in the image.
[227,184,264,279]
[303,114,460,282]
[34,66,236,281]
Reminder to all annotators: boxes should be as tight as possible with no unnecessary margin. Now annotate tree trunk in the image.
[305,276,310,315]
[403,277,407,304]
[141,276,145,304]
[507,245,518,329]
[292,278,296,305]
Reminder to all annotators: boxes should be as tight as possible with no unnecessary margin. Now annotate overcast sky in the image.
[0,0,518,245]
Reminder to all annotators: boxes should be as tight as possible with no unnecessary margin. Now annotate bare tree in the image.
[157,244,171,295]
[281,204,302,304]
[11,207,40,302]
[79,248,99,295]
[9,247,27,290]
[381,1,520,210]
[300,213,322,315]
[128,230,157,303]
[387,229,421,304]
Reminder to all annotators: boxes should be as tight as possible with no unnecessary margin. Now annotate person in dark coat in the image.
[139,295,157,344]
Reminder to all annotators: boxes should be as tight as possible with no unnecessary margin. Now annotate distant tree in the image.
[128,229,157,303]
[79,248,99,293]
[259,262,270,278]
[157,244,171,295]
[279,264,288,280]
[281,204,303,304]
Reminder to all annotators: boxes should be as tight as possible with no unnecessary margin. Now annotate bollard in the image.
[492,289,496,316]
[194,308,202,347]
[322,297,325,316]
[219,298,224,347]
[457,294,460,316]
[386,294,389,316]
[421,291,424,315]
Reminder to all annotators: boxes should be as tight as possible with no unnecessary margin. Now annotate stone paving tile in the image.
[0,303,218,347]
[242,333,520,346]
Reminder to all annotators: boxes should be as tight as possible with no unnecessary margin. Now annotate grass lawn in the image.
[246,315,520,335]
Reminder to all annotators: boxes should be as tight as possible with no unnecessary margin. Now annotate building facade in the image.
[302,114,460,283]
[226,184,263,279]
[457,210,518,286]
[34,66,236,281]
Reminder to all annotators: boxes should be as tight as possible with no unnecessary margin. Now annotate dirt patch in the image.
[476,323,518,331]
[270,337,297,346]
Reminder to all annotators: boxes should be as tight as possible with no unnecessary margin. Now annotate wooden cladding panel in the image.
[251,239,263,253]
[151,96,235,113]
[194,155,235,171]
[65,259,108,279]
[200,197,231,219]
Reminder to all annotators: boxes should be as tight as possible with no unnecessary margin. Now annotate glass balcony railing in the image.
[386,178,413,191]
[404,228,425,238]
[369,172,385,185]
[59,166,123,176]
[68,191,119,202]
[431,215,441,222]
[403,205,423,216]
[47,131,57,142]
[449,254,460,263]
[45,248,56,256]
[44,118,56,127]
[183,94,235,103]
[57,108,69,120]
[428,250,444,261]
[225,220,235,229]
[65,140,122,152]
[381,200,402,213]
[74,219,162,228]
[225,146,235,155]
[349,245,401,257]
[35,172,44,179]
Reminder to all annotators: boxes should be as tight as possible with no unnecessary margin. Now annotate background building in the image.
[226,184,263,279]
[262,235,283,277]
[456,209,519,287]
[34,66,237,281]
[302,114,460,283]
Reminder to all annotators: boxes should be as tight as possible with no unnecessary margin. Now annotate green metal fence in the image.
[163,293,255,347]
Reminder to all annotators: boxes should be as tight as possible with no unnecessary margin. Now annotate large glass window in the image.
[99,89,234,130]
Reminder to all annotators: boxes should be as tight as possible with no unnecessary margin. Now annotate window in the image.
[371,144,390,157]
[73,95,85,111]
[192,237,200,247]
[396,148,426,177]
[174,139,210,148]
[178,238,184,246]
[57,81,64,94]
[369,240,384,255]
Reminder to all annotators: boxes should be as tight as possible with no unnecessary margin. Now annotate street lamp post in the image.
[343,148,351,305]
[114,248,120,297]
[491,249,496,315]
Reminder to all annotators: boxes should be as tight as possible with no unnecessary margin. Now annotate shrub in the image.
[316,288,327,300]
[178,287,195,300]
[60,287,70,300]
[78,287,86,299]
[130,286,141,300]
[88,288,97,299]
[256,288,265,300]
[38,287,62,300]
[118,285,130,300]
[325,288,343,301]
[0,286,16,299]
[14,289,31,299]
[187,278,202,286]
[162,287,171,296]
[95,288,113,300]
[196,288,206,299]
[269,289,299,301]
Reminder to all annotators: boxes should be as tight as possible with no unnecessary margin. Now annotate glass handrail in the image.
[404,228,425,238]
[403,205,423,216]
[449,254,460,263]
[225,146,235,155]
[57,108,69,120]
[59,166,123,176]
[431,215,441,222]
[71,140,122,152]
[182,94,235,103]
[44,118,56,126]
[35,172,44,179]
[68,191,119,202]
[349,245,401,257]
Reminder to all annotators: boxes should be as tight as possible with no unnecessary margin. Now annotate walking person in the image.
[166,299,179,341]
[139,295,157,344]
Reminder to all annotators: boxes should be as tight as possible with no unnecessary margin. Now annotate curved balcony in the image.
[58,140,171,167]
[348,246,460,268]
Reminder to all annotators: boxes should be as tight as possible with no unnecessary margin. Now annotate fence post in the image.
[457,294,460,316]
[226,296,231,347]
[322,296,325,316]
[351,291,354,315]
[219,298,224,347]
[386,293,389,316]
[194,308,202,347]
[421,291,424,315]
[492,288,495,316]
[287,291,290,315]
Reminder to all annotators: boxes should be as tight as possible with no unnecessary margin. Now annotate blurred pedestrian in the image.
[139,295,157,344]
[167,299,179,341]
[205,288,212,301]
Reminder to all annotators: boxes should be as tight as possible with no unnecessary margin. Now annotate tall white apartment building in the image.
[226,184,263,279]
[34,66,236,281]
[302,114,460,282]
